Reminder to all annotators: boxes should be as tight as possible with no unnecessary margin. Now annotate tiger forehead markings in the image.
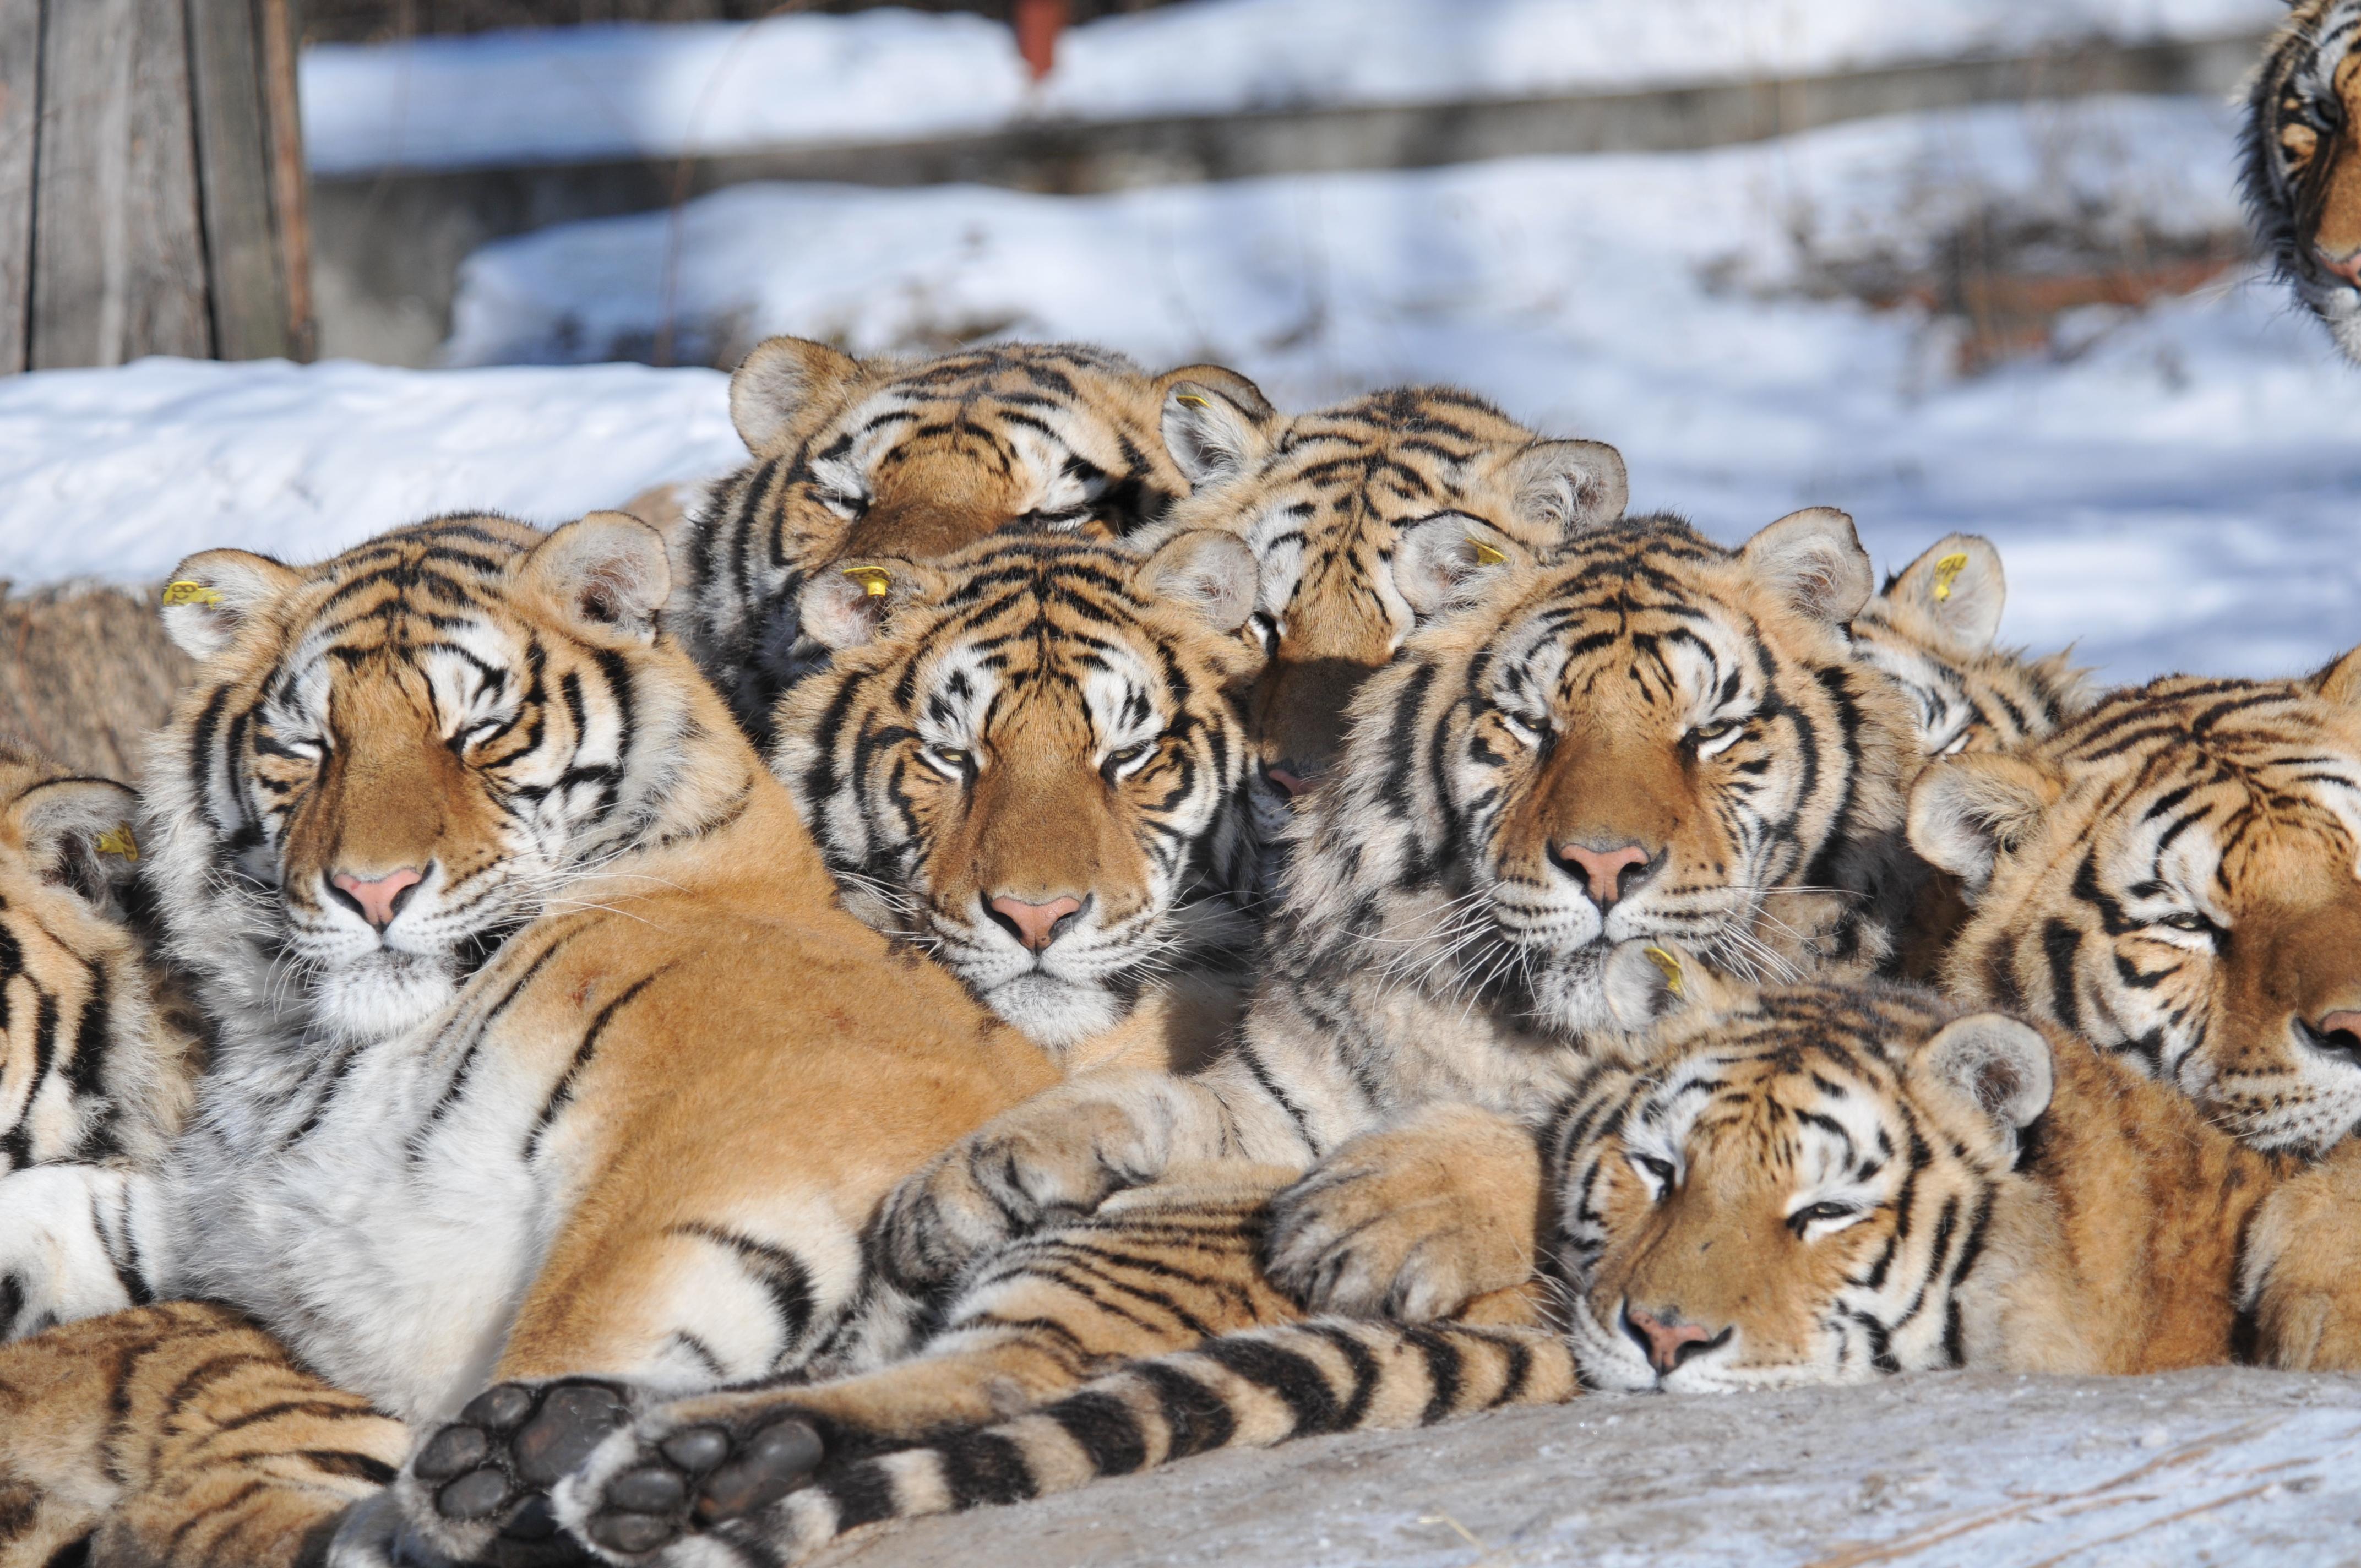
[1912,658,2361,1155]
[676,336,1269,740]
[2245,0,2361,361]
[774,532,1264,1050]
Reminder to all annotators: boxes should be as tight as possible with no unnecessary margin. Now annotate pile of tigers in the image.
[0,24,2355,1565]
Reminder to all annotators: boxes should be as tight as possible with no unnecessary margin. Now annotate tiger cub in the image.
[0,513,1082,1568]
[1147,380,1626,808]
[538,962,2361,1566]
[1909,650,2361,1155]
[0,747,203,1338]
[673,336,1270,741]
[2244,0,2361,361]
[775,532,1264,1061]
[846,508,1919,1335]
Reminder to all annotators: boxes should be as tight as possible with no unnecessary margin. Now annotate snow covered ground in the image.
[299,0,2282,176]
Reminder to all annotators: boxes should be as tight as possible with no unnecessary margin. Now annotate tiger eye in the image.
[2283,121,2321,166]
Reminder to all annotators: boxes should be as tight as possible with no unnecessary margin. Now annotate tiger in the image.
[1145,381,1627,815]
[518,960,2361,1567]
[0,511,1081,1568]
[1908,647,2361,1155]
[2244,0,2361,362]
[0,745,204,1340]
[672,336,1272,743]
[774,531,1265,1059]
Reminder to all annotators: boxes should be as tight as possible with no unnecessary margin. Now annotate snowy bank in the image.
[300,0,2283,176]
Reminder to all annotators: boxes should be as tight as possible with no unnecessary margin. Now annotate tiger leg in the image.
[0,1300,406,1568]
[2239,1143,2361,1370]
[550,1168,1301,1559]
[566,1317,1579,1568]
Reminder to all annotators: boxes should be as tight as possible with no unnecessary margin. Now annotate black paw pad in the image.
[436,1467,514,1522]
[463,1384,538,1432]
[657,1428,731,1473]
[694,1420,825,1523]
[587,1512,681,1556]
[514,1384,631,1488]
[415,1424,490,1482]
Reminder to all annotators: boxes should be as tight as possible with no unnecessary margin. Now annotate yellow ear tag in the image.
[1174,393,1210,409]
[95,824,139,862]
[1468,538,1508,566]
[161,580,221,607]
[841,566,892,598]
[1929,552,1970,603]
[1642,945,1684,998]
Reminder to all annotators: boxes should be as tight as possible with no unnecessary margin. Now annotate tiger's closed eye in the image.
[1629,1153,1677,1193]
[1104,740,1158,780]
[922,746,972,780]
[2145,912,2215,938]
[1686,718,1747,758]
[1787,1200,1860,1235]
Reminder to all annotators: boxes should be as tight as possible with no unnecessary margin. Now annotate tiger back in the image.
[674,336,1270,741]
[774,531,1266,1060]
[1910,651,2361,1154]
[2244,0,2361,361]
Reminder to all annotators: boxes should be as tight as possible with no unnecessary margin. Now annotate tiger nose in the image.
[986,894,1087,952]
[1551,841,1656,910]
[328,867,424,932]
[2310,1010,2361,1065]
[2316,242,2361,287]
[1264,761,1317,798]
[1622,1304,1716,1375]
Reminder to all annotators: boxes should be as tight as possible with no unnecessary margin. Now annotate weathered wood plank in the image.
[188,0,290,359]
[0,0,39,373]
[261,0,315,359]
[30,0,212,368]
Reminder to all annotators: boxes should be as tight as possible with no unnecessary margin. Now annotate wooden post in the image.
[7,0,309,373]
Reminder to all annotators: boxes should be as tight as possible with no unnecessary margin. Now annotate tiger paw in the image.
[398,1379,637,1561]
[555,1413,826,1560]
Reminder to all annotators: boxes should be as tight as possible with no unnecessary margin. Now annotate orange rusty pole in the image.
[1013,0,1070,81]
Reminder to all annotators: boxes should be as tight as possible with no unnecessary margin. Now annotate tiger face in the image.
[2246,0,2361,360]
[774,533,1264,1050]
[1296,509,1912,1039]
[1911,654,2361,1155]
[1151,384,1626,808]
[1554,972,2047,1391]
[149,514,684,1044]
[1853,533,2091,763]
[675,336,1271,740]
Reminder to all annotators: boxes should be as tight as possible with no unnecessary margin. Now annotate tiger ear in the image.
[518,512,671,645]
[1157,371,1277,488]
[730,336,864,454]
[1393,513,1525,618]
[1912,1013,2053,1135]
[7,776,142,902]
[798,558,935,651]
[1600,940,1743,1035]
[1740,508,1873,627]
[2309,643,2361,709]
[1883,533,2005,658]
[1907,752,2064,896]
[1496,438,1627,541]
[1140,530,1259,633]
[157,549,301,662]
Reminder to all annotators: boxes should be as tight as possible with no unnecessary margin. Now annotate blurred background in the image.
[3,0,2356,754]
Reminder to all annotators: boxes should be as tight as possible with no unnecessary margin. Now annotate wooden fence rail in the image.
[0,0,312,374]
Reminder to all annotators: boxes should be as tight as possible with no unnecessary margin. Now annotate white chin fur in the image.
[1521,946,1615,1036]
[2298,276,2361,364]
[982,972,1122,1050]
[313,952,459,1042]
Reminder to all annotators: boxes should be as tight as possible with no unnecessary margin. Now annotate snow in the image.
[0,359,736,586]
[298,0,2285,176]
[438,94,2361,688]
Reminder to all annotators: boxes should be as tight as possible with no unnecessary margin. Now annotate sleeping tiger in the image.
[1909,649,2361,1154]
[2244,0,2361,361]
[673,336,1270,742]
[529,961,2361,1566]
[774,531,1265,1059]
[0,511,1080,1568]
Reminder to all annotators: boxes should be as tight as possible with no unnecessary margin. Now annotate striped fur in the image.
[869,508,1918,1329]
[673,336,1269,743]
[2244,0,2361,361]
[1912,650,2361,1154]
[773,533,1266,1057]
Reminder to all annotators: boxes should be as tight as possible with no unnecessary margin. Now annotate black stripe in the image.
[523,971,663,1158]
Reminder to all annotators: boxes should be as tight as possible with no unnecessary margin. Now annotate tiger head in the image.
[146,513,728,1045]
[1149,383,1626,809]
[1556,956,2054,1391]
[1284,509,1913,1038]
[1910,651,2361,1154]
[674,336,1271,739]
[773,532,1265,1051]
[0,743,141,922]
[1853,533,2092,763]
[2246,0,2361,360]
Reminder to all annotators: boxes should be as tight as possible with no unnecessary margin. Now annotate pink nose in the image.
[2314,1010,2361,1059]
[987,894,1085,953]
[2318,244,2361,287]
[1624,1305,1715,1375]
[1555,841,1653,909]
[1265,765,1313,799]
[330,867,423,931]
